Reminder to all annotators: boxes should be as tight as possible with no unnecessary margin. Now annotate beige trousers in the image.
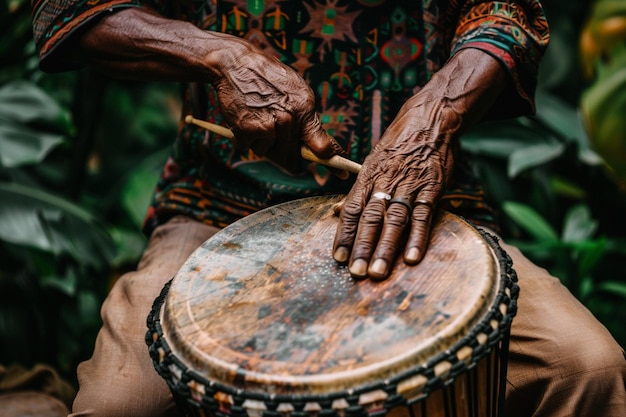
[70,216,626,417]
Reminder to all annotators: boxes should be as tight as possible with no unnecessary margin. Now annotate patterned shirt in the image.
[30,0,549,235]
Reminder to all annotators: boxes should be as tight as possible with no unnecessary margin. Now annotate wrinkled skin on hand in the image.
[333,49,507,280]
[214,37,346,174]
[71,8,346,175]
[333,94,457,280]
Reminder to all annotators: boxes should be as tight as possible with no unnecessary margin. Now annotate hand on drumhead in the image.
[332,49,508,280]
[332,93,457,280]
[213,35,348,176]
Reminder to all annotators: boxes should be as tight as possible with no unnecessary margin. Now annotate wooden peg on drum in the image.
[184,115,362,175]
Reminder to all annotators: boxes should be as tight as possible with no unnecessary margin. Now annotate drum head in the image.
[157,195,510,397]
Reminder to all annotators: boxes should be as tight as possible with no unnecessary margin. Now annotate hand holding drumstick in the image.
[184,115,362,176]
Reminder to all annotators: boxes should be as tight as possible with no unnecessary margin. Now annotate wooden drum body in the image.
[146,195,518,417]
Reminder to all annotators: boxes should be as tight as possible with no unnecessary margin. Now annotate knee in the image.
[71,381,180,417]
[561,339,626,381]
[71,360,180,417]
[550,341,626,413]
[506,336,626,416]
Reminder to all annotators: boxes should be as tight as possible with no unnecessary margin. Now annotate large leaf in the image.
[0,124,66,168]
[0,80,72,131]
[508,142,566,178]
[561,204,598,243]
[534,91,587,143]
[581,41,626,181]
[502,201,559,241]
[0,182,115,268]
[0,80,72,167]
[462,117,569,178]
[461,119,549,159]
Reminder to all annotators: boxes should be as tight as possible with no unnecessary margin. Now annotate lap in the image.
[500,240,626,417]
[70,216,220,417]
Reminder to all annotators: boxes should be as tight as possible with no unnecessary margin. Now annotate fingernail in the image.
[333,246,349,263]
[350,259,368,278]
[370,258,388,277]
[405,247,420,263]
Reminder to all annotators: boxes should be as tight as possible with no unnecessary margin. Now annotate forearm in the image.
[445,0,549,117]
[71,7,250,83]
[417,48,508,134]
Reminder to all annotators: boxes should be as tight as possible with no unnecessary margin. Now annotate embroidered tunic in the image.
[30,0,549,235]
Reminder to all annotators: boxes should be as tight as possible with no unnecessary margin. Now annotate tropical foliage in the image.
[1,0,625,390]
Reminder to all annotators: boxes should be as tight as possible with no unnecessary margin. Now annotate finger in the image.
[348,191,391,279]
[332,199,345,217]
[333,188,369,265]
[300,112,351,179]
[301,112,346,159]
[403,197,437,265]
[248,112,278,156]
[368,196,412,280]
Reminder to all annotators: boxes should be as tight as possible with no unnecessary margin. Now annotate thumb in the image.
[300,113,352,179]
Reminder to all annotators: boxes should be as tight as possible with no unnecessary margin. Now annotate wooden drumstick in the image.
[184,115,362,174]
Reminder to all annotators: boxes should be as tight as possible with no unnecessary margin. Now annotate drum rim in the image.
[146,217,519,412]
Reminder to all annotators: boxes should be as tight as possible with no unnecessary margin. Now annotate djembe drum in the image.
[146,195,518,417]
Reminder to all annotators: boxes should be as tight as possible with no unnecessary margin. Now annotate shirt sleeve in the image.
[445,0,550,118]
[30,0,142,72]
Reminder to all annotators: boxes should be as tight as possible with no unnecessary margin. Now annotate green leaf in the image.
[576,238,608,278]
[120,147,170,228]
[562,204,598,243]
[0,182,115,267]
[534,90,587,142]
[40,269,78,296]
[0,80,72,167]
[505,238,566,258]
[461,119,548,158]
[108,226,147,268]
[502,201,559,241]
[0,124,66,168]
[581,41,626,181]
[0,80,72,132]
[596,281,626,300]
[509,142,566,178]
[578,275,595,300]
[550,176,587,199]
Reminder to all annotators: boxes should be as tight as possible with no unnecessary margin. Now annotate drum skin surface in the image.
[159,195,504,397]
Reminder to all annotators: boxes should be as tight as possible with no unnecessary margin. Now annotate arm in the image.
[333,0,549,280]
[69,7,247,83]
[446,0,550,117]
[333,48,507,279]
[31,5,346,173]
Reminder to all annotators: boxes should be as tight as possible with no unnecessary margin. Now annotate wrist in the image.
[424,48,507,129]
[198,33,256,83]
